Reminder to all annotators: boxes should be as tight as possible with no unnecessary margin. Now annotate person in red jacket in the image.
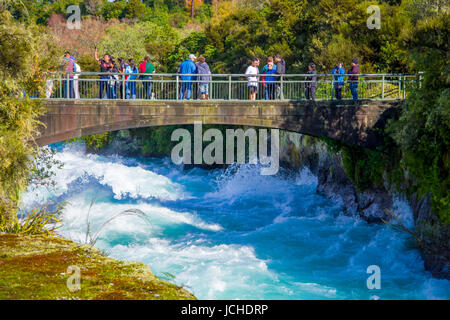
[139,56,155,99]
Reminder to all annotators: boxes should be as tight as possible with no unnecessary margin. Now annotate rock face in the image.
[279,130,449,280]
[280,131,393,222]
[408,193,450,280]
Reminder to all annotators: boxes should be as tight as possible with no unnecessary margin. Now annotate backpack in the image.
[74,62,81,73]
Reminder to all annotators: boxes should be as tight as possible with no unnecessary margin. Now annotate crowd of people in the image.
[59,50,360,101]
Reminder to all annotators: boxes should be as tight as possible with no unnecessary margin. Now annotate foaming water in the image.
[22,144,450,299]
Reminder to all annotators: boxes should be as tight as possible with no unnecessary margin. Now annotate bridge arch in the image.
[36,99,401,149]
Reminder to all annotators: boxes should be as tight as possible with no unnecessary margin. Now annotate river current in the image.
[21,144,450,299]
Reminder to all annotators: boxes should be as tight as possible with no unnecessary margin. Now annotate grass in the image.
[0,233,196,300]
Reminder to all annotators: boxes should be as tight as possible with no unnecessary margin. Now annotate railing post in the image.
[176,75,179,100]
[67,73,70,99]
[403,75,406,99]
[398,75,401,99]
[331,76,334,100]
[161,76,163,100]
[228,75,232,100]
[122,74,125,100]
[59,73,62,98]
[382,75,385,99]
[280,75,284,100]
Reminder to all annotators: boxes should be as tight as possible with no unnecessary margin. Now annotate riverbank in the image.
[0,233,196,300]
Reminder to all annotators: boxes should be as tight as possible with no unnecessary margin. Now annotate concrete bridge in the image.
[36,99,402,149]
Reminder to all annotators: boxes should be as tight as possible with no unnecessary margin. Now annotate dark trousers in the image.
[265,83,276,100]
[99,78,111,99]
[118,83,124,99]
[180,82,192,100]
[305,87,316,100]
[349,83,358,100]
[334,86,342,100]
[63,79,74,99]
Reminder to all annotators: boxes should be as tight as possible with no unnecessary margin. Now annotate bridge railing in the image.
[44,72,421,101]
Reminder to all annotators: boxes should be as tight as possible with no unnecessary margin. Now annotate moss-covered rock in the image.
[0,233,196,300]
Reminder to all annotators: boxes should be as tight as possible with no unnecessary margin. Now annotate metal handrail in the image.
[39,72,422,101]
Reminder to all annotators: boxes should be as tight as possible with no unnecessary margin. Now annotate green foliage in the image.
[387,11,449,224]
[0,10,59,223]
[98,21,180,69]
[321,138,388,191]
[69,132,111,152]
[0,203,64,236]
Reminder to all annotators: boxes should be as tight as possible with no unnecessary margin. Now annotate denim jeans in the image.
[63,79,74,99]
[199,83,209,95]
[99,77,111,99]
[142,76,153,99]
[126,81,136,100]
[265,84,276,100]
[180,82,192,100]
[349,83,359,100]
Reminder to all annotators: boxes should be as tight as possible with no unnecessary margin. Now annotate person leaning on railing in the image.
[261,57,277,100]
[331,62,345,100]
[305,63,317,101]
[274,54,286,99]
[117,57,126,100]
[196,55,211,100]
[125,59,139,100]
[139,56,156,99]
[347,58,359,100]
[178,54,198,100]
[94,47,113,99]
[61,52,75,99]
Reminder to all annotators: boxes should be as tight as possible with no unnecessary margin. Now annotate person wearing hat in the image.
[347,58,360,100]
[178,54,198,100]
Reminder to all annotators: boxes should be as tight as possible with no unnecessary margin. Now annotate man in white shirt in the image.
[245,58,260,100]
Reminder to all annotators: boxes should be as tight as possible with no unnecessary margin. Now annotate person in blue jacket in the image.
[331,62,345,100]
[125,59,138,100]
[178,54,198,100]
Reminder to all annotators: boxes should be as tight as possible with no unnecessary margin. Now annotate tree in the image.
[84,0,102,16]
[0,10,59,223]
[185,0,203,18]
[388,10,449,223]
